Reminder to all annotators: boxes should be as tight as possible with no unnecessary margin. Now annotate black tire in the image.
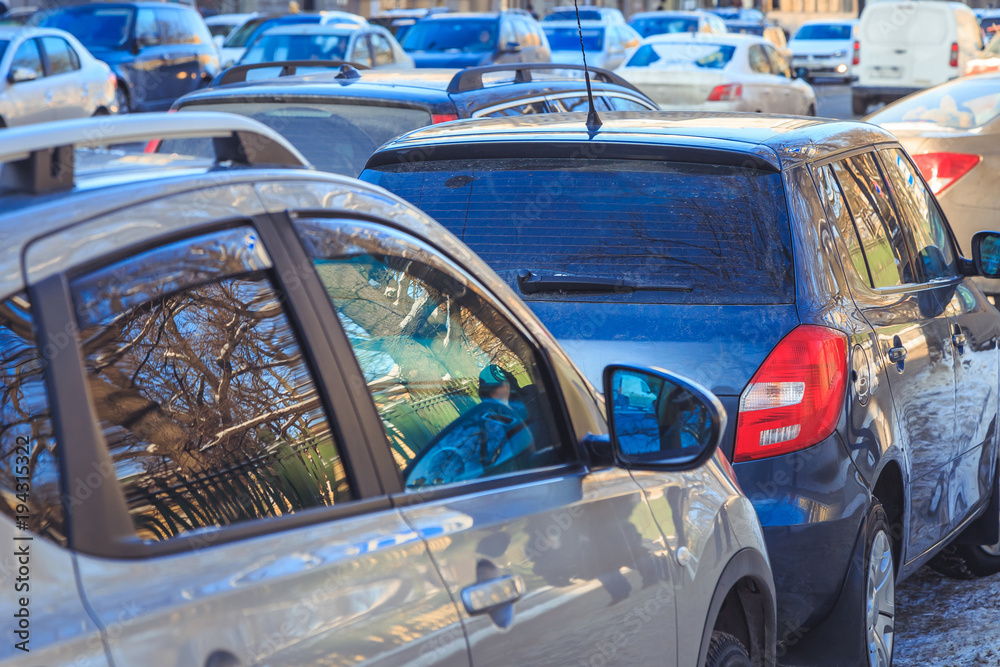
[114,84,130,114]
[706,631,751,667]
[864,501,895,667]
[852,93,868,116]
[929,540,1000,579]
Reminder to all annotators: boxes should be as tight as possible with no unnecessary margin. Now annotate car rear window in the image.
[629,16,698,37]
[626,42,735,68]
[546,10,603,21]
[161,101,432,176]
[544,26,604,51]
[401,18,498,52]
[361,158,794,304]
[868,77,1000,129]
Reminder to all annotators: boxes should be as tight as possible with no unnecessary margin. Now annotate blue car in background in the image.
[40,2,220,112]
[400,8,550,69]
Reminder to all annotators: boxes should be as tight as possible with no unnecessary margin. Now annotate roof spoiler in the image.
[212,60,369,86]
[0,112,310,195]
[446,63,644,95]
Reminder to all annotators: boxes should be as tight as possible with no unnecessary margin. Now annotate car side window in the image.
[70,227,353,542]
[0,293,66,547]
[41,37,80,75]
[135,8,160,45]
[370,33,395,66]
[878,147,959,280]
[10,39,43,80]
[178,9,213,46]
[548,95,613,112]
[157,9,190,45]
[295,219,572,490]
[483,100,548,117]
[499,18,516,47]
[816,164,873,285]
[349,35,373,67]
[609,95,654,111]
[764,43,791,77]
[831,155,911,288]
[748,44,772,74]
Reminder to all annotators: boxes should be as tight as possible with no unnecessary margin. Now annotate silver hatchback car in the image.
[0,114,774,667]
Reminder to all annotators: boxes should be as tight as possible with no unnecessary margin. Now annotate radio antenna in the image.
[573,0,602,132]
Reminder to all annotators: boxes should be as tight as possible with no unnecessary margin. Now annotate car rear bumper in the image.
[852,84,923,101]
[733,432,870,663]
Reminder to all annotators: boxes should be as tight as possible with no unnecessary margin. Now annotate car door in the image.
[878,146,1000,534]
[762,43,796,113]
[131,7,172,110]
[156,8,201,103]
[292,215,680,667]
[369,31,396,67]
[745,44,778,112]
[31,219,470,667]
[495,17,520,64]
[4,37,53,126]
[829,151,959,559]
[38,36,87,119]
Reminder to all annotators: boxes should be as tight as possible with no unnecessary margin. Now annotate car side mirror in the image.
[603,364,725,470]
[972,230,1000,277]
[6,67,37,84]
[504,40,521,52]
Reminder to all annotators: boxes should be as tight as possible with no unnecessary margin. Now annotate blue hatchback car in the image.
[361,112,1000,666]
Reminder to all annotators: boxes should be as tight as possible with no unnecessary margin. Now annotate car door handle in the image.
[461,574,524,615]
[887,346,907,364]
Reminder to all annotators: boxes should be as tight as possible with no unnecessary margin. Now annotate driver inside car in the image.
[404,364,534,488]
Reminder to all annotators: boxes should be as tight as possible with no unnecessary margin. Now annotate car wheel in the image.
[865,502,894,667]
[852,93,868,116]
[115,85,130,114]
[705,632,751,667]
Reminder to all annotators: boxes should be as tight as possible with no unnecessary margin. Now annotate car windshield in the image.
[161,101,431,176]
[544,26,604,51]
[629,16,698,37]
[545,9,603,21]
[361,158,794,305]
[40,6,134,49]
[869,78,1000,129]
[794,23,852,40]
[987,33,1000,55]
[240,32,350,64]
[224,16,268,47]
[626,42,735,68]
[400,18,498,52]
[208,23,237,38]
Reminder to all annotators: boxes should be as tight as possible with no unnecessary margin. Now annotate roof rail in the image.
[446,63,644,95]
[0,112,309,196]
[213,60,369,86]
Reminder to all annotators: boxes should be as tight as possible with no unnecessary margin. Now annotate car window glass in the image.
[879,147,959,279]
[157,9,190,45]
[831,155,911,287]
[764,43,791,77]
[295,220,570,490]
[499,18,516,46]
[483,100,548,117]
[10,39,43,79]
[609,95,653,111]
[370,32,394,65]
[0,293,66,546]
[816,165,872,285]
[349,34,373,66]
[70,228,353,543]
[135,8,160,45]
[748,44,772,73]
[549,95,613,112]
[178,9,212,46]
[41,37,79,74]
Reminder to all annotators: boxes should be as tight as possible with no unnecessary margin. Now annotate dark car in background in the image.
[39,2,220,112]
[400,9,550,69]
[360,111,1000,666]
[157,62,655,176]
[369,7,449,41]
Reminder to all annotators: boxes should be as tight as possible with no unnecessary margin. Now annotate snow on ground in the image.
[895,566,1000,666]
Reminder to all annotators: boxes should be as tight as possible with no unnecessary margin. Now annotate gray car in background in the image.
[0,112,774,667]
[543,19,641,71]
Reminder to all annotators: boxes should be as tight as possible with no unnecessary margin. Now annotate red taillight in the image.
[912,152,981,195]
[733,326,848,463]
[707,83,742,102]
[852,40,860,66]
[431,113,459,124]
[950,41,959,67]
[144,108,178,153]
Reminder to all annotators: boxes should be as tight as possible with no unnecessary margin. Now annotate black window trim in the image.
[284,210,593,506]
[31,214,389,559]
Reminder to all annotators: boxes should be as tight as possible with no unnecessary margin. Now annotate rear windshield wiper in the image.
[516,269,691,295]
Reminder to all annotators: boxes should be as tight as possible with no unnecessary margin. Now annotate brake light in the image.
[431,113,459,124]
[707,83,742,102]
[852,40,860,66]
[144,108,177,153]
[950,41,959,67]
[733,326,848,463]
[912,152,981,195]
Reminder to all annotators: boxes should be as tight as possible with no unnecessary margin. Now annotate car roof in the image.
[422,12,501,20]
[798,18,857,26]
[365,111,898,171]
[257,23,362,35]
[543,19,607,28]
[644,32,763,45]
[629,10,711,19]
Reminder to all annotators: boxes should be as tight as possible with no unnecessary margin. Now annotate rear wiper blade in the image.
[516,269,691,295]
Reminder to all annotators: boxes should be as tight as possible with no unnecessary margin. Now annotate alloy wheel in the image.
[867,530,895,667]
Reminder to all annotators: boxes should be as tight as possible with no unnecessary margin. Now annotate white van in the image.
[852,0,983,115]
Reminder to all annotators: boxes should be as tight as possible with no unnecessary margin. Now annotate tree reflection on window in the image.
[72,229,351,542]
